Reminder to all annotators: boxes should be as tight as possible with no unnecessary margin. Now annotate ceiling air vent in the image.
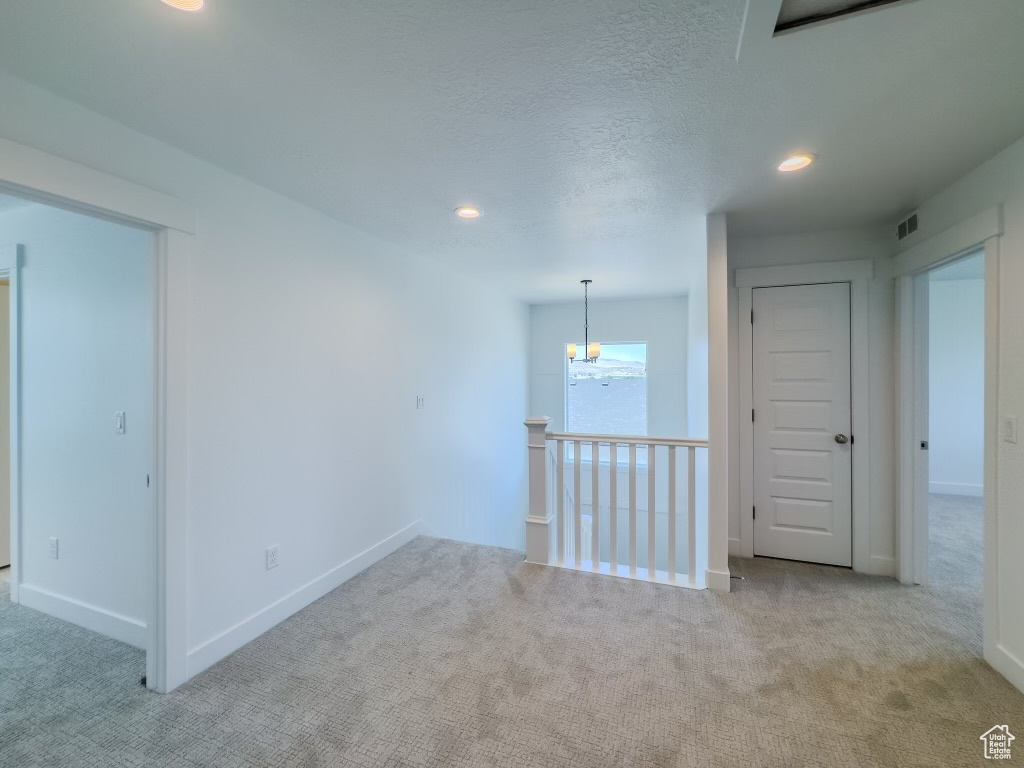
[896,211,919,242]
[775,0,917,35]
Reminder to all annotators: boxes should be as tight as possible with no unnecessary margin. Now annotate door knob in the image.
[834,434,849,444]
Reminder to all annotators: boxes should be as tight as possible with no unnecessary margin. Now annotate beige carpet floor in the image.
[1,494,1020,767]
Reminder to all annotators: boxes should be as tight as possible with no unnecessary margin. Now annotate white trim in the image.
[547,432,707,448]
[895,275,915,584]
[0,136,195,234]
[738,289,754,558]
[863,555,897,577]
[736,260,874,572]
[893,206,1002,277]
[850,276,872,573]
[705,568,731,592]
[989,643,1024,699]
[149,229,189,693]
[18,583,147,649]
[735,258,873,288]
[0,141,193,693]
[540,559,706,590]
[0,245,21,603]
[186,521,423,679]
[912,273,930,585]
[928,482,983,497]
[982,236,1002,686]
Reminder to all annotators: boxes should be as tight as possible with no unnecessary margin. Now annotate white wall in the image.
[686,229,712,585]
[705,213,728,590]
[529,297,687,435]
[726,226,896,575]
[899,132,1024,694]
[928,278,984,496]
[0,203,153,645]
[0,70,529,681]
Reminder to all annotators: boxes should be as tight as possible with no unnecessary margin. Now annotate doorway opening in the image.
[919,250,986,604]
[0,190,155,682]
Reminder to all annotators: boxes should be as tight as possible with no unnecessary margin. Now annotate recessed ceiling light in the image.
[454,206,481,219]
[161,0,204,11]
[778,153,815,172]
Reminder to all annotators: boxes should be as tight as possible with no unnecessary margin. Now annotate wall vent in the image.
[896,211,919,242]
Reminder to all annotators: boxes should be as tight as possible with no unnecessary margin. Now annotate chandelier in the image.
[567,279,600,363]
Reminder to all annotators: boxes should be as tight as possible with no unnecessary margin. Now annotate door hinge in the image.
[752,506,756,520]
[752,409,755,422]
[146,474,150,488]
[850,435,854,446]
[750,310,754,324]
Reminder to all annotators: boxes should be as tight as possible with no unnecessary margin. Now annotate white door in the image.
[753,283,852,566]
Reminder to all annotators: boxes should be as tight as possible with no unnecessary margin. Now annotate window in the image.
[566,342,647,437]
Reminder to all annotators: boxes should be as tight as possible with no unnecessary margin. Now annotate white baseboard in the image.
[988,642,1024,696]
[18,583,147,649]
[929,481,983,497]
[706,567,731,593]
[728,537,742,556]
[859,555,897,578]
[187,520,423,680]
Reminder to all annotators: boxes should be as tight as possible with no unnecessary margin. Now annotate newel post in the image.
[524,417,554,565]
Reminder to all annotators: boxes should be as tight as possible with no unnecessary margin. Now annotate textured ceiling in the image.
[0,0,1021,300]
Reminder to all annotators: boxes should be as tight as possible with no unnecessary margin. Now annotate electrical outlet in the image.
[115,411,126,435]
[416,396,425,410]
[266,545,279,570]
[49,537,59,560]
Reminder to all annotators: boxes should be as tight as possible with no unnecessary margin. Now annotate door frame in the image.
[0,135,194,693]
[736,259,875,572]
[894,208,1001,591]
[0,246,20,593]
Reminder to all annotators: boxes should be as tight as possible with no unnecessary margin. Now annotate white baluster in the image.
[688,446,697,586]
[648,444,655,578]
[668,445,677,584]
[591,440,600,572]
[629,443,637,577]
[556,439,565,566]
[574,440,582,569]
[609,442,617,572]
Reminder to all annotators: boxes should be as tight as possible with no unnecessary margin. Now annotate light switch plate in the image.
[115,411,126,435]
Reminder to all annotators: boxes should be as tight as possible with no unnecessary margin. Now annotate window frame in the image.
[563,340,649,465]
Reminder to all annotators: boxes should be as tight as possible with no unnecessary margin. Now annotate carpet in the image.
[1,495,1019,767]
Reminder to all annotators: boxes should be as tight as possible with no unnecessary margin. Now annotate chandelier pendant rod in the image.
[582,278,596,363]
